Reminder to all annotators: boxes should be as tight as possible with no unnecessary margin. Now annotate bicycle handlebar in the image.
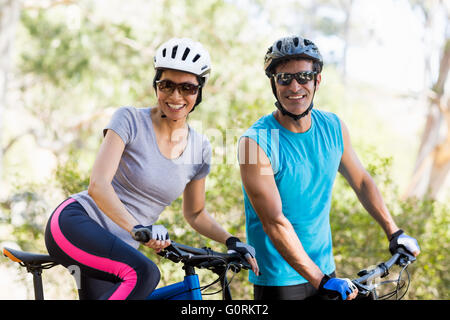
[157,241,251,273]
[352,248,416,299]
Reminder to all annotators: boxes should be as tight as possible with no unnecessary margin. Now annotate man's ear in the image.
[315,73,322,90]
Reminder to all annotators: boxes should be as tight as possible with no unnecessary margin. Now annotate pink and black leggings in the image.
[45,198,160,300]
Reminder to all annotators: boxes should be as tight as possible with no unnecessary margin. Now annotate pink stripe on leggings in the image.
[50,198,137,300]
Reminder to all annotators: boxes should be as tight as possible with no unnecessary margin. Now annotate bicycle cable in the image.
[200,261,239,298]
[377,263,410,300]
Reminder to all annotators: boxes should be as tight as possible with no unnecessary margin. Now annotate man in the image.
[238,35,420,300]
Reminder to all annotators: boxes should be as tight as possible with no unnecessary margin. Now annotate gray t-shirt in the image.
[72,106,212,248]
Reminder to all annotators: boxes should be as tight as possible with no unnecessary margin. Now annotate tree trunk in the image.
[403,38,450,200]
[0,0,21,180]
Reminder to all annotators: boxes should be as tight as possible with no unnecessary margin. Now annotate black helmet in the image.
[264,35,323,77]
[264,35,323,121]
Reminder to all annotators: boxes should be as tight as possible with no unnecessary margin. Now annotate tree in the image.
[402,0,450,200]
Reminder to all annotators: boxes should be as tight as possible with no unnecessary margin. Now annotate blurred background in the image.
[0,0,448,300]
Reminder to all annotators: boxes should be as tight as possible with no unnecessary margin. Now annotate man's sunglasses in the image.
[156,79,201,96]
[273,71,317,86]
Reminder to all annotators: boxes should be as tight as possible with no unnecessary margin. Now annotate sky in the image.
[315,0,447,94]
[345,0,446,93]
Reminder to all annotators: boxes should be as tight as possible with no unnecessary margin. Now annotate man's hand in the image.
[389,229,420,257]
[318,275,358,300]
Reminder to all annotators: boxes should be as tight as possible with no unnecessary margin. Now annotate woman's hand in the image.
[226,237,260,276]
[145,239,171,253]
[131,224,171,252]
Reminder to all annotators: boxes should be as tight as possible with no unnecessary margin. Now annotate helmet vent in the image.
[276,41,282,50]
[171,45,178,59]
[154,38,211,84]
[182,48,190,61]
[293,37,299,47]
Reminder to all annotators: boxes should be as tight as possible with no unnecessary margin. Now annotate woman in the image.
[45,38,258,300]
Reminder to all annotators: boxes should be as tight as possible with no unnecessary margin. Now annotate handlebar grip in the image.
[396,247,416,265]
[133,230,150,243]
[227,250,252,270]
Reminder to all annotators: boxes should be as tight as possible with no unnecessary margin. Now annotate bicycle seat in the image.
[3,247,56,266]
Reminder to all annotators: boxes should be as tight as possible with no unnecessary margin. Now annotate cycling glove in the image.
[131,225,169,243]
[226,236,256,260]
[318,275,357,300]
[389,229,420,256]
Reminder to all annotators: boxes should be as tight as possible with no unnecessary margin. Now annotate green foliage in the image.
[55,158,90,197]
[21,11,89,86]
[330,147,449,300]
[0,185,52,252]
[19,8,147,96]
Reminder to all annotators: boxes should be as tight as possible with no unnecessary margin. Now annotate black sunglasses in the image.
[273,71,317,86]
[156,79,201,96]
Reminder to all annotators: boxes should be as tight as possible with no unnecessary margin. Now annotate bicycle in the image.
[351,247,417,300]
[305,247,417,301]
[3,243,416,301]
[2,241,251,300]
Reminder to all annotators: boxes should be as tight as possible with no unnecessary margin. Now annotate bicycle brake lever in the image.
[240,259,251,270]
[396,248,416,266]
[157,242,184,262]
[352,280,371,297]
[225,250,252,270]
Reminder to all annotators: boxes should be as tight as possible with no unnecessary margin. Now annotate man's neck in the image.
[273,110,312,133]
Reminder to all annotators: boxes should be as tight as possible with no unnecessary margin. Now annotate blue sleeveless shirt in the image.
[241,109,344,286]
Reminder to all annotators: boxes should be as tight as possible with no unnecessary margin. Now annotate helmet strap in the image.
[271,77,318,121]
[275,101,313,121]
[160,112,179,122]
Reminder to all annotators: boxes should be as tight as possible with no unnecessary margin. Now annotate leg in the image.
[78,274,117,300]
[45,198,160,300]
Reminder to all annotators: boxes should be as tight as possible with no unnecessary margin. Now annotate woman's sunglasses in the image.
[273,71,317,86]
[156,79,201,96]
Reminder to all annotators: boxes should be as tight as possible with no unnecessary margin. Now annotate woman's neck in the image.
[151,107,188,142]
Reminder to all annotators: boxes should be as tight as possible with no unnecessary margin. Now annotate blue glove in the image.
[225,237,256,260]
[389,229,420,256]
[318,275,357,300]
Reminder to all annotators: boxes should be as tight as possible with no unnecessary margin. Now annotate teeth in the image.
[288,95,306,100]
[168,104,185,110]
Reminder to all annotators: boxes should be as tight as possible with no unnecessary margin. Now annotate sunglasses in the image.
[156,79,201,96]
[273,71,317,86]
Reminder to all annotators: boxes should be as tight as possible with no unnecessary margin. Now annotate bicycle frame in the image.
[147,273,202,300]
[148,246,236,300]
[3,242,243,300]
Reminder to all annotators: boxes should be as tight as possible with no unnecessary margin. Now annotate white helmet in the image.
[154,38,211,84]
